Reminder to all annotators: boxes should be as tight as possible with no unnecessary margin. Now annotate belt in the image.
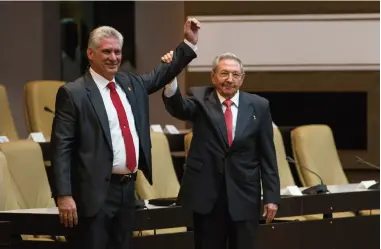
[110,172,137,184]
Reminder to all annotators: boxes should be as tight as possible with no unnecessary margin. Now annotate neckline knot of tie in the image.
[107,82,116,91]
[223,99,233,108]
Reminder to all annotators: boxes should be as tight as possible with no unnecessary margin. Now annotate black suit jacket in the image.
[163,86,280,221]
[50,41,197,217]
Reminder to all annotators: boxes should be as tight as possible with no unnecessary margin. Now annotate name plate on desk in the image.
[28,132,46,143]
[0,136,9,143]
[357,180,377,189]
[281,186,303,196]
[150,124,164,133]
[164,125,180,134]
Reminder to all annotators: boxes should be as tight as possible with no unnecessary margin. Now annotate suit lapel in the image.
[233,92,254,145]
[204,90,229,147]
[115,73,141,137]
[84,72,113,150]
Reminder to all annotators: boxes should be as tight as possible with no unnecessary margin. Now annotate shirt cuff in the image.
[184,39,197,52]
[164,77,178,97]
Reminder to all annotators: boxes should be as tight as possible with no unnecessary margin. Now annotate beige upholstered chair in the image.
[0,84,18,140]
[134,132,185,236]
[273,128,314,221]
[273,128,296,189]
[0,151,19,211]
[0,143,58,241]
[24,81,64,139]
[291,125,368,218]
[0,140,55,209]
[291,125,349,187]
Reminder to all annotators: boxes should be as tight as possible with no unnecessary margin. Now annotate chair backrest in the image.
[135,132,179,199]
[273,127,296,188]
[24,81,64,138]
[0,151,19,211]
[291,125,348,186]
[0,84,18,140]
[0,140,55,209]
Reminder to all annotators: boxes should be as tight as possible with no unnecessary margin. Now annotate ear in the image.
[87,48,93,61]
[210,71,216,85]
[240,73,245,82]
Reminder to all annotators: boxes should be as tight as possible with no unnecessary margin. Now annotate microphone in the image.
[44,106,55,114]
[286,156,328,195]
[356,156,380,190]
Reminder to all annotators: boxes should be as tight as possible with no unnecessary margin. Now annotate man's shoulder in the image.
[59,75,87,98]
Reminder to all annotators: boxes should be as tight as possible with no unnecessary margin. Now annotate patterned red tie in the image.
[107,82,136,173]
[223,99,233,147]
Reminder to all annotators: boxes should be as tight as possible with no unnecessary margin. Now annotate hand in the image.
[263,203,278,224]
[161,50,173,63]
[57,196,78,228]
[184,18,201,45]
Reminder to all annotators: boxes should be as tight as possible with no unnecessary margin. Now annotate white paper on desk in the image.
[144,200,171,209]
[0,136,9,143]
[281,186,303,196]
[164,125,180,134]
[150,124,163,133]
[28,132,46,142]
[357,180,377,190]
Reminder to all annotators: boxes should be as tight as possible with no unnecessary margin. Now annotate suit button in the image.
[105,177,110,182]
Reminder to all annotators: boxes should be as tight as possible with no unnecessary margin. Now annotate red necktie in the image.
[223,99,233,147]
[107,82,136,173]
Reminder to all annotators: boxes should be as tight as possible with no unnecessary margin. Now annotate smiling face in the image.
[211,58,245,99]
[87,36,122,81]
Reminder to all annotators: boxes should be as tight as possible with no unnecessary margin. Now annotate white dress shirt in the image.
[164,78,240,140]
[90,68,139,174]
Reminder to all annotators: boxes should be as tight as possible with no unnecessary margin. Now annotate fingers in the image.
[262,205,267,217]
[187,17,201,29]
[266,209,276,224]
[57,196,78,228]
[264,204,278,224]
[161,50,174,63]
[73,211,78,226]
[59,210,77,228]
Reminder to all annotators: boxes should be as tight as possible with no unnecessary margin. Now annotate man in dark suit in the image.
[162,52,280,249]
[50,18,200,249]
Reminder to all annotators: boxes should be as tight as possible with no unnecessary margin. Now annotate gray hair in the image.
[212,52,244,73]
[88,26,124,49]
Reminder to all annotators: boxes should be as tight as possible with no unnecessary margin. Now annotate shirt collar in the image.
[89,67,116,90]
[216,90,240,107]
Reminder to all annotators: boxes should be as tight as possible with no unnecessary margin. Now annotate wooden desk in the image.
[0,188,379,249]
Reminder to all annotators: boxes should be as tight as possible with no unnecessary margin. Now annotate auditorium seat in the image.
[291,125,374,218]
[134,132,186,236]
[0,84,18,140]
[0,142,58,241]
[0,140,55,209]
[24,80,64,140]
[273,128,317,221]
[0,151,19,211]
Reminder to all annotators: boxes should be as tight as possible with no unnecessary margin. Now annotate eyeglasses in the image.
[215,70,243,80]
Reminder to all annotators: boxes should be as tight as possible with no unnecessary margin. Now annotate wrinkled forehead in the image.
[97,37,122,50]
[216,59,241,72]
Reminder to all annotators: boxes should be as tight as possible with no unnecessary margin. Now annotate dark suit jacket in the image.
[50,41,197,217]
[163,86,280,221]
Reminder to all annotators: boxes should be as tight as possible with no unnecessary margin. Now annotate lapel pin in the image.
[253,115,256,120]
[128,87,132,92]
